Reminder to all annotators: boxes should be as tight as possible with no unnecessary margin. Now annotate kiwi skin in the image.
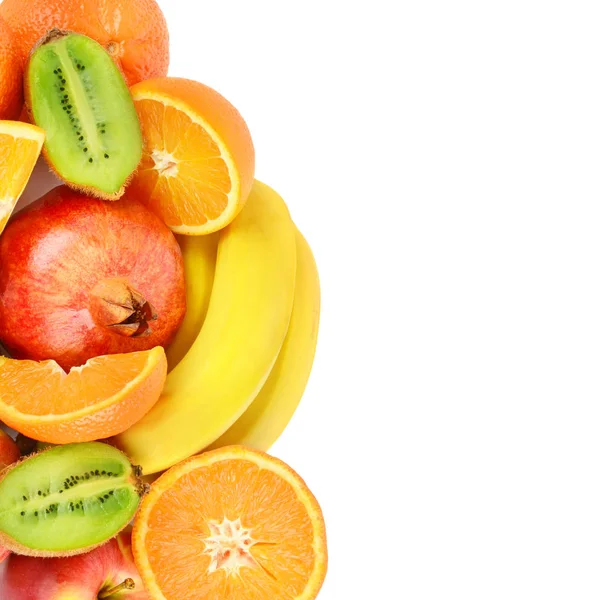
[0,442,149,557]
[24,29,142,201]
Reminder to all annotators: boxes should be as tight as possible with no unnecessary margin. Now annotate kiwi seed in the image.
[0,442,147,557]
[25,30,142,200]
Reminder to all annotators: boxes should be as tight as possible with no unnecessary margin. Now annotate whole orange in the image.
[0,16,23,120]
[0,0,169,86]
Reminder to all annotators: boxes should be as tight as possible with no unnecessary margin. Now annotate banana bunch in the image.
[115,180,321,475]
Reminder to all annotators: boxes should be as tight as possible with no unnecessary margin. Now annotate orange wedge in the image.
[0,347,167,444]
[132,446,328,600]
[0,120,44,232]
[127,77,255,235]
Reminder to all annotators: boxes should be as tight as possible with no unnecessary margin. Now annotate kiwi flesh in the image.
[25,30,143,200]
[0,442,146,557]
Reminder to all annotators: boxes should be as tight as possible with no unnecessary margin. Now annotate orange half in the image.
[132,446,328,600]
[128,77,255,235]
[0,120,44,232]
[0,347,167,444]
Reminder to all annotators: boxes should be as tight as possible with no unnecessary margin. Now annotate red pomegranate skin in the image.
[0,186,186,371]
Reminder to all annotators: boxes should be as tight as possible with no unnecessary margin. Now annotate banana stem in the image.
[98,578,135,598]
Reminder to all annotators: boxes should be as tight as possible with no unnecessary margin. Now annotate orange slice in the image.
[128,77,255,235]
[0,347,167,444]
[0,120,44,232]
[132,446,328,600]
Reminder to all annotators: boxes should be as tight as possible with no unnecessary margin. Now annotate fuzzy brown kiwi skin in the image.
[24,29,141,202]
[0,446,149,558]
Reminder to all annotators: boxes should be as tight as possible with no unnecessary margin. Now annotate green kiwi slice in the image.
[25,30,143,200]
[0,442,146,556]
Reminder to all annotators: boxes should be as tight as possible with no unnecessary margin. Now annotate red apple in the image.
[0,429,19,469]
[0,530,148,599]
[0,186,186,371]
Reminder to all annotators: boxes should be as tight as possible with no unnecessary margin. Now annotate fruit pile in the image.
[0,1,327,599]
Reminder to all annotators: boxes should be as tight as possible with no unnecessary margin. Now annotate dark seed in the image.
[67,105,72,109]
[59,490,63,493]
[83,148,88,152]
[109,490,114,495]
[95,470,99,476]
[60,87,64,91]
[34,511,38,517]
[104,153,109,158]
[61,79,66,84]
[22,496,26,501]
[99,497,105,503]
[37,491,41,496]
[57,68,61,72]
[85,473,90,479]
[101,130,106,134]
[104,494,109,499]
[75,476,79,480]
[53,70,57,74]
[101,471,106,475]
[79,136,84,141]
[89,158,93,163]
[20,511,24,516]
[107,472,113,476]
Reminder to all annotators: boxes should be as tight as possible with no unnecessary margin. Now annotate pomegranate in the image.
[0,186,186,370]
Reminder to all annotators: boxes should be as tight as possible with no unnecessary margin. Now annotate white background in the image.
[15,0,600,598]
[160,1,600,598]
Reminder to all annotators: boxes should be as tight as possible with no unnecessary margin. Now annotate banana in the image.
[165,233,219,371]
[207,227,320,451]
[114,180,297,474]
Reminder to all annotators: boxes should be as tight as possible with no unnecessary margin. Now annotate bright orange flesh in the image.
[127,77,255,235]
[133,446,327,600]
[0,120,44,232]
[0,347,167,443]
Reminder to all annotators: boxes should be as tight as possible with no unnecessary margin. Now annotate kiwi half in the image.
[25,30,143,200]
[0,442,147,557]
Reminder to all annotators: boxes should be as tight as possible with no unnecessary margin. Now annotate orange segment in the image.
[133,446,327,600]
[127,77,255,235]
[0,120,44,232]
[0,347,167,444]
